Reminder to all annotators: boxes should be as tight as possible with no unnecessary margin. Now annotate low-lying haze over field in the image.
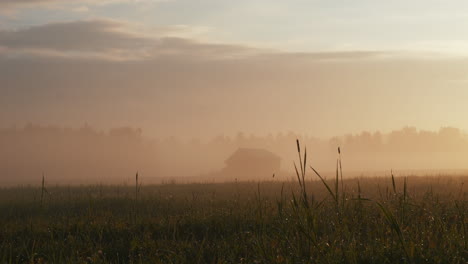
[2,124,468,185]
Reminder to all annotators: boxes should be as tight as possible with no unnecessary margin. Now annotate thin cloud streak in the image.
[0,0,165,8]
[0,19,261,60]
[0,0,169,15]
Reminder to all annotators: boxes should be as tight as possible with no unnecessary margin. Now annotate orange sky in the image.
[1,2,468,139]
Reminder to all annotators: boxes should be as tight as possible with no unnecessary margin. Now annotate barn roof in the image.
[225,148,281,164]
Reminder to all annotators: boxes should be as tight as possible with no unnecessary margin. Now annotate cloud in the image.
[0,19,385,62]
[0,0,163,8]
[0,20,151,59]
[0,0,167,14]
[0,19,258,60]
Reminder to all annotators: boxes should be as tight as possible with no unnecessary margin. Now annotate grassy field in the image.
[0,173,466,264]
[0,142,466,264]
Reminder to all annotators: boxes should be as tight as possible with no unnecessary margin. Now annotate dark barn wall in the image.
[223,149,281,179]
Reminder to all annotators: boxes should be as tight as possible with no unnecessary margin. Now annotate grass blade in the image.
[310,166,337,203]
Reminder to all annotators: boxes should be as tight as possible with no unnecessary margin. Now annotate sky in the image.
[1,0,468,139]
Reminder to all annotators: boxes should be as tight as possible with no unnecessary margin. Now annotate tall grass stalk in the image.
[338,147,344,206]
[391,170,397,194]
[294,139,309,208]
[135,171,139,202]
[40,173,48,208]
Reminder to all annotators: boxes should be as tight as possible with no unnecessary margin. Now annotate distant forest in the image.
[1,124,468,185]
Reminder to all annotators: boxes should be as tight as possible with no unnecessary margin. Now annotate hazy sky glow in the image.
[1,1,468,139]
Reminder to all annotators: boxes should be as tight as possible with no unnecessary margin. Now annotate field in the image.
[0,172,466,264]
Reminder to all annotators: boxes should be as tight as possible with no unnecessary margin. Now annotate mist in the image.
[1,124,467,186]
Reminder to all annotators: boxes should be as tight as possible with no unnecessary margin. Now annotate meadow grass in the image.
[0,143,466,263]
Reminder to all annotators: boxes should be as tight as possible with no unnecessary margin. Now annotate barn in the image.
[223,148,281,178]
